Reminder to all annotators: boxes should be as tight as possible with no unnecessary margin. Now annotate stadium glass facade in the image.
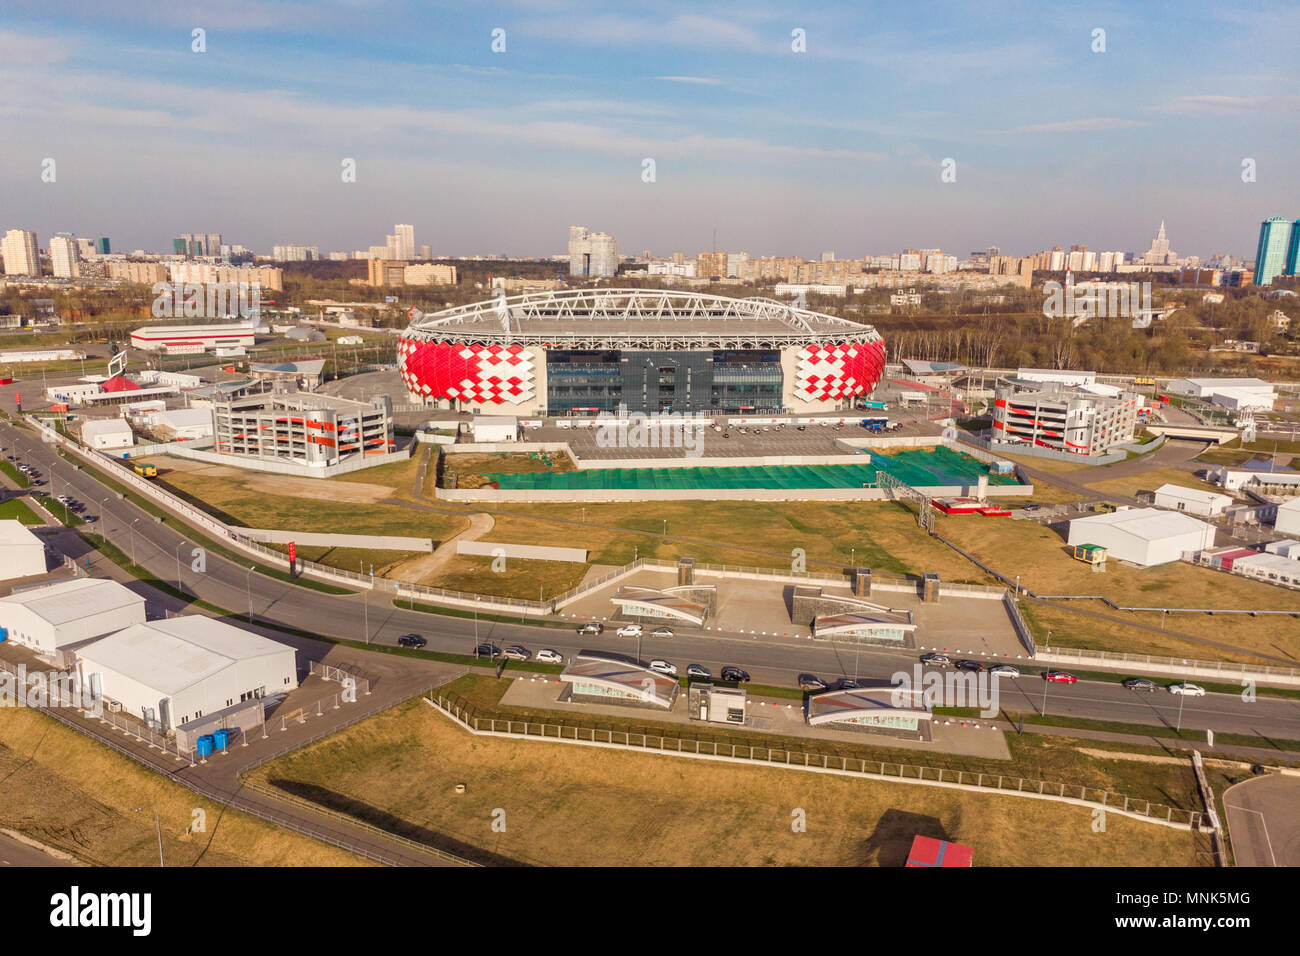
[544,349,785,415]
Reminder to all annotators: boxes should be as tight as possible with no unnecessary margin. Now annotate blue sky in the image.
[2,0,1297,259]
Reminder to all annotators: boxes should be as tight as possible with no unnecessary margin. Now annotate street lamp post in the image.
[1176,682,1187,732]
[1040,676,1050,717]
[245,566,255,623]
[128,517,141,566]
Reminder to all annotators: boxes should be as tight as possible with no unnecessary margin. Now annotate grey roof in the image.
[0,577,143,626]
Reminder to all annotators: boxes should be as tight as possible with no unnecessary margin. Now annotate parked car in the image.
[650,626,674,638]
[1044,671,1078,684]
[474,643,501,658]
[1167,682,1206,697]
[396,634,427,649]
[989,665,1021,678]
[616,624,643,638]
[798,674,829,691]
[686,664,711,680]
[575,621,604,635]
[1123,678,1158,691]
[955,659,985,672]
[649,659,678,677]
[720,666,750,683]
[502,645,530,661]
[920,652,951,666]
[535,649,563,665]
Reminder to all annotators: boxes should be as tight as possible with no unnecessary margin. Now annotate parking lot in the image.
[541,416,933,462]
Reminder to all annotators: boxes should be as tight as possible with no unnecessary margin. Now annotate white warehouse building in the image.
[0,520,47,581]
[1066,507,1217,567]
[80,417,135,450]
[76,616,299,731]
[1165,377,1276,410]
[0,578,146,659]
[1276,498,1300,537]
[1152,483,1232,517]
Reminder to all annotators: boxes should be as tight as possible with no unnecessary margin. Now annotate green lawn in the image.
[0,497,41,524]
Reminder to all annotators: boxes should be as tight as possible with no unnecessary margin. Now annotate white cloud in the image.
[991,117,1148,134]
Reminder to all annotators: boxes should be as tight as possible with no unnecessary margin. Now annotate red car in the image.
[1044,671,1078,684]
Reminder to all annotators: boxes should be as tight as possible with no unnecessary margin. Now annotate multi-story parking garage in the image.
[397,289,886,416]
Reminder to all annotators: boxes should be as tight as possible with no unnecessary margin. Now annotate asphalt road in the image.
[1223,774,1300,867]
[0,832,71,867]
[3,420,1300,746]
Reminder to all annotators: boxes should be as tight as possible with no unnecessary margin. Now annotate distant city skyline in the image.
[2,1,1296,258]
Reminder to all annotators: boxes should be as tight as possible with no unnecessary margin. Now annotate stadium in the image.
[397,289,886,416]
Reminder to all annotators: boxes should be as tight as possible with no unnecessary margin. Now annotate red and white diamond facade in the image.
[397,289,885,412]
[398,339,536,405]
[792,341,886,403]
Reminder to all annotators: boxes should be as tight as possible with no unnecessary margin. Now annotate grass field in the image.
[250,694,1212,866]
[0,497,41,524]
[0,707,366,867]
[0,460,31,488]
[1080,466,1225,499]
[442,451,576,477]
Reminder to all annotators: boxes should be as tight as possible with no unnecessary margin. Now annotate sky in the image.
[2,0,1297,260]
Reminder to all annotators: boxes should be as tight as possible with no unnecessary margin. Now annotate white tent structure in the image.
[0,519,46,581]
[1066,508,1216,567]
[1151,483,1232,517]
[76,616,298,730]
[0,578,145,656]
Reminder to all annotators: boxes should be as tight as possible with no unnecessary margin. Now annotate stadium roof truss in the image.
[404,288,876,350]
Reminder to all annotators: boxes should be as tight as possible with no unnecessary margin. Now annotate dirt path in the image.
[388,512,493,585]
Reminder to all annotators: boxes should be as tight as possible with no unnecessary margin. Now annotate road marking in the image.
[1224,803,1277,867]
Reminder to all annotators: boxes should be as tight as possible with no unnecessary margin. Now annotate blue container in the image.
[213,729,230,750]
[196,735,215,757]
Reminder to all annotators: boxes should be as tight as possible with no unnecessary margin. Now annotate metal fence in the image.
[1040,645,1300,679]
[426,693,1206,830]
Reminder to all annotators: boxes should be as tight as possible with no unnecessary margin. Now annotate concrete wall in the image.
[242,529,434,551]
[456,540,588,563]
[151,442,412,477]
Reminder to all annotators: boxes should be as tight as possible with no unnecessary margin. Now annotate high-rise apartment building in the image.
[95,237,111,255]
[49,234,81,278]
[272,244,319,261]
[1255,217,1294,285]
[1,229,40,276]
[568,226,618,277]
[394,224,415,260]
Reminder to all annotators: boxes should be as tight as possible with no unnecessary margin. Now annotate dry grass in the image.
[1080,466,1222,499]
[252,698,1209,867]
[1021,602,1287,665]
[0,707,367,867]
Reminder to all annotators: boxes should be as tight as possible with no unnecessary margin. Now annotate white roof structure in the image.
[403,288,879,349]
[81,418,133,440]
[1153,483,1231,510]
[0,577,141,626]
[0,519,40,548]
[78,617,293,698]
[1167,377,1273,397]
[1073,507,1208,536]
[1276,498,1300,536]
[1067,507,1216,567]
[0,519,46,581]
